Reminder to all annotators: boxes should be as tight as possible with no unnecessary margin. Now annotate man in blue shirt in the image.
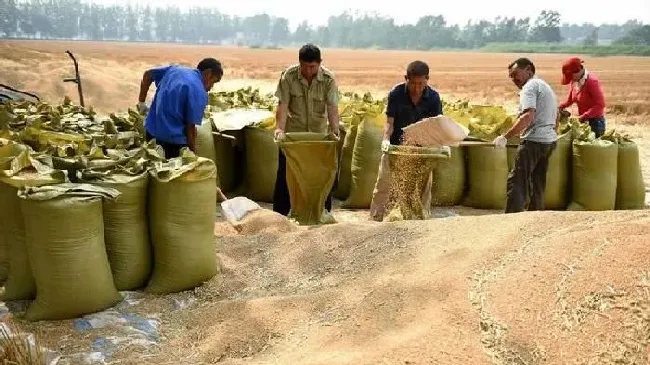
[137,58,223,159]
[369,60,444,222]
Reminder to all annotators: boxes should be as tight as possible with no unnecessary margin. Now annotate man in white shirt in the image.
[493,58,558,213]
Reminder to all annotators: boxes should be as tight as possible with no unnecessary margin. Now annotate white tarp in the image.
[207,108,274,132]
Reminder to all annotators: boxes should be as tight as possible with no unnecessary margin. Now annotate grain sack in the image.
[146,150,218,294]
[78,169,151,291]
[214,130,240,193]
[18,184,122,321]
[279,132,338,225]
[463,146,508,210]
[615,138,645,210]
[385,146,449,221]
[544,131,572,210]
[244,126,278,202]
[195,118,218,184]
[0,142,66,301]
[431,146,466,206]
[342,112,386,208]
[568,139,618,211]
[333,117,360,199]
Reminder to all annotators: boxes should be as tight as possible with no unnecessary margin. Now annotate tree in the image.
[293,20,312,43]
[615,25,650,45]
[269,17,289,44]
[530,10,562,42]
[583,28,598,46]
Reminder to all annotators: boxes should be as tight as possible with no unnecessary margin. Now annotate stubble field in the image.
[1,40,649,365]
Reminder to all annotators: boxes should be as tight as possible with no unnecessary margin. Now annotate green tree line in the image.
[0,0,648,50]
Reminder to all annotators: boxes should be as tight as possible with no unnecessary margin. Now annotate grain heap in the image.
[0,96,218,321]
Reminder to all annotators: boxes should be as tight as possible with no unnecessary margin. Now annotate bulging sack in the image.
[544,131,572,210]
[386,146,449,221]
[463,145,508,210]
[615,137,645,210]
[195,118,219,182]
[334,115,360,200]
[431,146,466,206]
[18,183,122,321]
[146,150,218,294]
[342,111,386,209]
[568,139,618,211]
[78,170,151,291]
[244,126,278,202]
[279,132,338,225]
[0,140,66,300]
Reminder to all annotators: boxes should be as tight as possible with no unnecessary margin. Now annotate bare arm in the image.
[275,103,288,132]
[138,70,153,103]
[186,124,197,152]
[327,103,340,136]
[383,117,395,141]
[504,109,536,139]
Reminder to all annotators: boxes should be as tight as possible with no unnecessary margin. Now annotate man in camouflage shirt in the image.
[273,44,341,216]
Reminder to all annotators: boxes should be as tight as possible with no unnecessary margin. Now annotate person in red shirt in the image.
[558,57,606,137]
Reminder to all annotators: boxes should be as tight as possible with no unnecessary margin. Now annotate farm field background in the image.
[2,39,649,188]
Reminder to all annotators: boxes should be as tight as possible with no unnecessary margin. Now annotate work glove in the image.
[137,102,149,115]
[493,135,507,148]
[440,145,451,155]
[273,128,286,142]
[380,139,390,153]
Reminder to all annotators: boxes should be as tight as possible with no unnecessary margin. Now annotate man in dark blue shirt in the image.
[137,58,223,159]
[370,60,444,221]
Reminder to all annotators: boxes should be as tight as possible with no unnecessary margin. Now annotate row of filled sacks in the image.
[195,109,645,212]
[430,129,646,211]
[0,140,218,321]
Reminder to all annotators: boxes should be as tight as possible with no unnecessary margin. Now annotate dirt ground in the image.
[1,40,649,364]
[9,209,648,365]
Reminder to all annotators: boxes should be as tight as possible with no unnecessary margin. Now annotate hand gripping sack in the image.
[18,183,122,321]
[244,126,278,202]
[0,140,66,300]
[278,133,338,225]
[386,145,449,221]
[146,150,218,294]
[463,145,508,210]
[78,169,151,291]
[431,146,466,206]
[342,111,386,209]
[568,139,618,211]
[615,138,645,210]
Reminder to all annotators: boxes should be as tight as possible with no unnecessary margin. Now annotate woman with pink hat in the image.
[558,57,607,137]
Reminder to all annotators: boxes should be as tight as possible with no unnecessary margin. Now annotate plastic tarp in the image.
[78,169,152,291]
[431,146,466,206]
[278,132,338,225]
[18,183,122,321]
[385,145,449,221]
[0,139,66,300]
[615,138,646,210]
[342,112,386,209]
[463,145,508,210]
[568,139,618,211]
[146,149,218,295]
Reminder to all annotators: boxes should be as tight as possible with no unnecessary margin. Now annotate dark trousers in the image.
[505,140,557,213]
[588,117,606,138]
[272,150,335,216]
[145,131,187,159]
